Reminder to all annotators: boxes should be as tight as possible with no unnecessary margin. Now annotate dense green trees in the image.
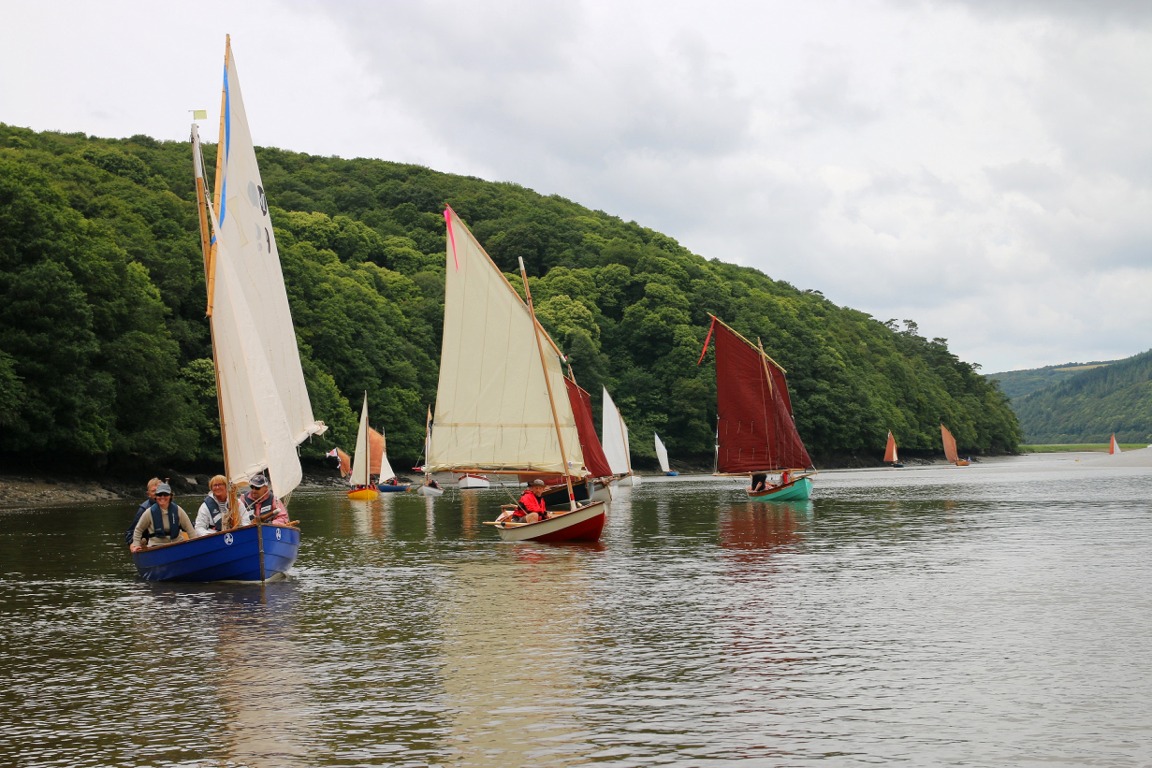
[1007,351,1152,444]
[0,123,1021,473]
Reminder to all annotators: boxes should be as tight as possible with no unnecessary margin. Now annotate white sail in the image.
[204,37,326,497]
[654,433,671,473]
[350,393,371,487]
[427,208,584,476]
[377,425,397,482]
[601,387,632,476]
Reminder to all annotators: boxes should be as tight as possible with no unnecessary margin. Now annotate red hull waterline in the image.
[495,502,607,543]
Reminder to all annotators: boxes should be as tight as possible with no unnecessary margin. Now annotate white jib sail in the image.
[655,433,671,473]
[601,387,632,476]
[376,426,397,482]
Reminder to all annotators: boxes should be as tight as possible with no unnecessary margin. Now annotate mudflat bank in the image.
[0,474,130,508]
[0,471,347,509]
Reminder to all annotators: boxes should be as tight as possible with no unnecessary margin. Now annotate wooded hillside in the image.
[0,123,1021,473]
[986,361,1117,401]
[1004,351,1152,444]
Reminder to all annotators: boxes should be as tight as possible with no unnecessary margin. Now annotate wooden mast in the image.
[519,257,578,512]
[192,121,238,529]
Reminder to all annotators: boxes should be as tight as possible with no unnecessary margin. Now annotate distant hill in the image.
[986,361,1118,400]
[988,351,1152,443]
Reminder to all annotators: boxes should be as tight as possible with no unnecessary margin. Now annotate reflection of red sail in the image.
[718,504,804,558]
[565,377,613,478]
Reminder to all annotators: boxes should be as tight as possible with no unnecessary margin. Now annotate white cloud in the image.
[2,0,1149,373]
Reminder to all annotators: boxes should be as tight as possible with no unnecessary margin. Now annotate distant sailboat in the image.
[373,421,408,492]
[456,473,491,489]
[940,424,970,466]
[1109,434,1121,455]
[654,433,678,476]
[347,393,379,500]
[602,387,642,486]
[884,430,903,467]
[698,315,815,501]
[345,394,409,499]
[416,407,444,497]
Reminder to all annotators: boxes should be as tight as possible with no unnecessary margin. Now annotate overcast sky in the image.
[3,0,1150,373]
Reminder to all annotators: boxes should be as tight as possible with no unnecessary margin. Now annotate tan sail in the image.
[427,207,584,476]
[940,424,969,466]
[883,431,899,464]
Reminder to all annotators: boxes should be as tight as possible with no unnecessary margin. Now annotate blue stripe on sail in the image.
[219,58,231,230]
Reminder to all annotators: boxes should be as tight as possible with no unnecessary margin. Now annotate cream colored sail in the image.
[428,207,584,476]
[601,387,633,476]
[200,36,326,497]
[350,393,371,487]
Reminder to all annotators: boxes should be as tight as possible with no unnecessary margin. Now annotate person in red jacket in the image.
[511,479,549,523]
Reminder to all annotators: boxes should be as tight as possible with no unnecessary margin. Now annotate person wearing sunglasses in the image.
[239,473,289,526]
[129,483,197,552]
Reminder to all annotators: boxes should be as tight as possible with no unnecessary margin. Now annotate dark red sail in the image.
[704,316,813,473]
[565,377,614,479]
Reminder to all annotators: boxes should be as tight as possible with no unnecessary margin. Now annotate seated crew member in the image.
[195,474,230,534]
[240,473,289,525]
[510,479,548,523]
[130,483,196,551]
[124,477,162,545]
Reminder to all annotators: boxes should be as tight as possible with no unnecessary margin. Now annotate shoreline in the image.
[0,474,130,508]
[0,471,349,509]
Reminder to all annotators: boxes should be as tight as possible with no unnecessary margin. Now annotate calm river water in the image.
[2,452,1151,767]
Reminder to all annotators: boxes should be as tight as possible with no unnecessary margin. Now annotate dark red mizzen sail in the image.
[704,316,813,474]
[565,377,614,479]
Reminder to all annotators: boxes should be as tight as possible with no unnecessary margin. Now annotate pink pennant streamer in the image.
[444,206,460,272]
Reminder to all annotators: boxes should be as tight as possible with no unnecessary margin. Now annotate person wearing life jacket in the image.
[129,483,196,551]
[240,473,289,525]
[124,476,161,545]
[194,474,230,535]
[510,479,549,523]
